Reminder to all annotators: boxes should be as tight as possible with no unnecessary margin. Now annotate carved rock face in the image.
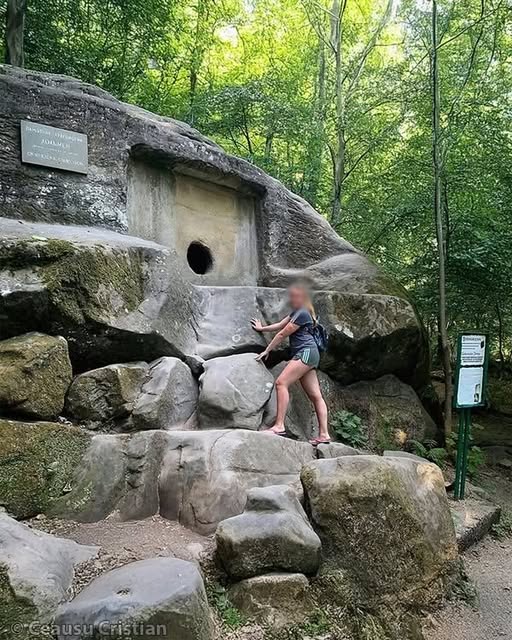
[0,65,430,390]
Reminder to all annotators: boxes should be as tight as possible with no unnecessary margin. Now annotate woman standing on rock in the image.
[251,283,330,445]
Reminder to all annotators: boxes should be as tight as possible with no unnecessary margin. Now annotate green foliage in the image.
[206,582,246,630]
[411,439,449,469]
[1,0,511,368]
[375,418,399,454]
[330,410,368,448]
[299,608,331,635]
[447,431,487,478]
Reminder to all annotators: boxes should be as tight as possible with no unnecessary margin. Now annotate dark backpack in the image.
[310,320,329,352]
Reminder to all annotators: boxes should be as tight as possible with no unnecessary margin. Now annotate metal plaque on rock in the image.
[20,120,88,174]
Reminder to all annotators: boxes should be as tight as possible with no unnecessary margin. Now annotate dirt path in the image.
[425,461,512,640]
[31,513,213,596]
[424,536,512,640]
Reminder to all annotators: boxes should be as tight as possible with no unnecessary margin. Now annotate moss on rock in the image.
[0,332,72,419]
[0,419,91,518]
[0,237,145,325]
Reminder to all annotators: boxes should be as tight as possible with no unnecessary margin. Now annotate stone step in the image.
[450,497,501,552]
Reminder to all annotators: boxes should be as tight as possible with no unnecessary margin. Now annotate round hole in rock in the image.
[187,241,214,275]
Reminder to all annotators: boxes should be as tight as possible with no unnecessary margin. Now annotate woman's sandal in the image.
[263,427,287,436]
[309,437,331,446]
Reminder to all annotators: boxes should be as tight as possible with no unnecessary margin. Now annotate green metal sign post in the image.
[453,333,489,500]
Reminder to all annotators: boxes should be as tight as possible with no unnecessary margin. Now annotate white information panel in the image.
[460,334,486,367]
[456,366,484,407]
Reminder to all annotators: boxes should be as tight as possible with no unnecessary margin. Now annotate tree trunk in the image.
[5,0,27,67]
[189,0,208,124]
[432,0,452,437]
[304,39,326,205]
[330,0,346,230]
[496,301,505,376]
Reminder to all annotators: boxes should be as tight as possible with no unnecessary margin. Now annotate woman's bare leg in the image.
[300,369,329,441]
[267,359,313,433]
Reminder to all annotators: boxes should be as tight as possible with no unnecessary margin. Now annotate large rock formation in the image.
[0,513,98,634]
[0,65,430,394]
[66,362,148,428]
[198,354,274,430]
[301,456,459,611]
[40,428,315,533]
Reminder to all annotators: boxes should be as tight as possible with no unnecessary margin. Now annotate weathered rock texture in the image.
[450,497,501,552]
[198,354,274,430]
[66,362,148,427]
[228,573,312,628]
[0,419,91,518]
[216,485,321,579]
[131,357,198,430]
[0,513,98,634]
[43,429,315,533]
[55,558,213,640]
[320,373,437,448]
[301,456,459,611]
[0,221,200,371]
[0,66,430,394]
[0,332,72,419]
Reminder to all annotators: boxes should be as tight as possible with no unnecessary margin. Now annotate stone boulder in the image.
[0,68,430,392]
[0,332,72,419]
[44,429,315,532]
[65,362,148,427]
[55,558,213,640]
[216,484,321,579]
[228,573,312,628]
[0,419,91,518]
[316,442,361,458]
[131,357,198,430]
[321,373,437,449]
[49,433,130,522]
[0,221,201,371]
[301,456,459,610]
[0,513,98,633]
[198,354,274,430]
[159,432,315,534]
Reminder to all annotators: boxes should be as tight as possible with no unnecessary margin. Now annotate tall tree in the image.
[4,0,26,67]
[431,0,452,436]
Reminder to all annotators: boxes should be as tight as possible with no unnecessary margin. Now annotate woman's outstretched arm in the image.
[251,316,289,333]
[255,321,299,361]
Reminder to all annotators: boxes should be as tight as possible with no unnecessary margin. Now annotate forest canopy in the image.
[1,0,511,366]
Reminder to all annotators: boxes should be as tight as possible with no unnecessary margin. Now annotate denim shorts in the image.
[292,346,320,368]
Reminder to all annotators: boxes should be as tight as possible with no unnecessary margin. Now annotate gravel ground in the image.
[424,536,512,640]
[425,461,512,640]
[30,513,212,596]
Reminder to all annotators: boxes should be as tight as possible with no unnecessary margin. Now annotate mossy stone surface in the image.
[0,237,145,325]
[301,456,459,612]
[0,419,91,518]
[0,332,72,419]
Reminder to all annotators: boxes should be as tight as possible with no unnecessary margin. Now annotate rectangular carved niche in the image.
[127,159,259,286]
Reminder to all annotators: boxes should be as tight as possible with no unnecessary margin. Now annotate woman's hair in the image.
[290,280,317,324]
